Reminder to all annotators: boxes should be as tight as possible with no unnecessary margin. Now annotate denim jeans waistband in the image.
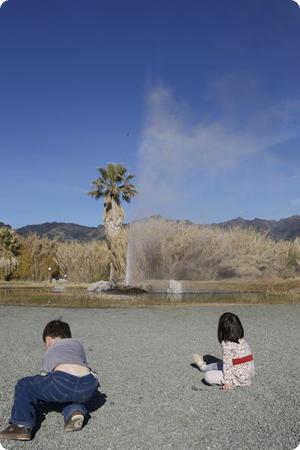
[52,370,94,382]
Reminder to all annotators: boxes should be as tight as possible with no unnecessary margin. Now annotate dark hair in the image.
[42,320,72,342]
[217,312,244,343]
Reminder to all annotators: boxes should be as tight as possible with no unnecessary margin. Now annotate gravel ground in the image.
[0,304,299,450]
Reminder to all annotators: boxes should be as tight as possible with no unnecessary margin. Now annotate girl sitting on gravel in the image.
[192,312,255,390]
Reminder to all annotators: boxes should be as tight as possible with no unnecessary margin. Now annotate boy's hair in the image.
[42,320,72,342]
[217,312,244,343]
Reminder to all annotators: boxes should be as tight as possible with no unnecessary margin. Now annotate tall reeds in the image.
[15,234,59,281]
[55,240,110,282]
[127,218,300,281]
[1,219,300,282]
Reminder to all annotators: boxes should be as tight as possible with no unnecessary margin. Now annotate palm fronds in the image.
[88,163,137,208]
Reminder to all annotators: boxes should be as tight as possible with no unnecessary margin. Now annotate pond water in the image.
[0,287,296,308]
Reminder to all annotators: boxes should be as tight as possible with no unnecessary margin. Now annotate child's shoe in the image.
[192,354,206,371]
[0,423,31,440]
[64,411,84,432]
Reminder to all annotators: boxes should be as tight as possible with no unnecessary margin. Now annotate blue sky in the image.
[0,0,300,228]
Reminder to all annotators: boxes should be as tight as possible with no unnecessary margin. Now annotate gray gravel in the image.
[0,304,299,450]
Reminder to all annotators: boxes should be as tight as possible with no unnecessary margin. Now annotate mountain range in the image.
[16,222,105,241]
[1,215,300,241]
[213,216,300,241]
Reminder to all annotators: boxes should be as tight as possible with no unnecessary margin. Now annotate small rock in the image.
[87,280,116,292]
[52,286,66,293]
[167,279,183,294]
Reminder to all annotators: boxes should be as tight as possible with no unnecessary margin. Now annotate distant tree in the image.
[88,163,137,280]
[0,227,20,280]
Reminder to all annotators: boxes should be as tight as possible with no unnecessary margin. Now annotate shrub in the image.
[54,240,111,282]
[15,234,59,281]
[0,227,20,280]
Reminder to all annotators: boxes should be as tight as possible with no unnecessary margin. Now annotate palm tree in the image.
[88,163,137,281]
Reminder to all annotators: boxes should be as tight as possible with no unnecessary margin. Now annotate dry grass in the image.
[2,218,300,283]
[16,235,58,281]
[127,218,300,282]
[55,240,110,282]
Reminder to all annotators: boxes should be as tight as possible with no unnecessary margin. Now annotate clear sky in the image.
[0,0,300,228]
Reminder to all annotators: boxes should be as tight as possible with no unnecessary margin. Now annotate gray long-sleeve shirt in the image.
[42,338,90,373]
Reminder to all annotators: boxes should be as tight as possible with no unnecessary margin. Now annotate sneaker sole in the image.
[64,415,84,432]
[0,436,31,441]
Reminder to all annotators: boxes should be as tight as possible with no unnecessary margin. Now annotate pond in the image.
[0,287,297,308]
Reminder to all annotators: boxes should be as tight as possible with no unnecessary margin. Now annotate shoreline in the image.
[1,278,300,307]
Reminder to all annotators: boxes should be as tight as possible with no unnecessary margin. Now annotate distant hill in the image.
[0,221,11,229]
[137,215,300,241]
[214,215,300,241]
[16,222,105,241]
[1,215,300,242]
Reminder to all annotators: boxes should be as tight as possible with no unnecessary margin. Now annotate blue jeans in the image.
[10,371,100,429]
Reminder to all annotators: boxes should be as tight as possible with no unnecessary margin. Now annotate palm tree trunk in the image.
[104,198,126,281]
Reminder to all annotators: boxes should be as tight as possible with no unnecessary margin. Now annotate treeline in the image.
[0,227,111,282]
[1,218,300,283]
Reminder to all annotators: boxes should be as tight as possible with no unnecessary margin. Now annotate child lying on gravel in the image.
[0,320,99,441]
[192,312,255,390]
